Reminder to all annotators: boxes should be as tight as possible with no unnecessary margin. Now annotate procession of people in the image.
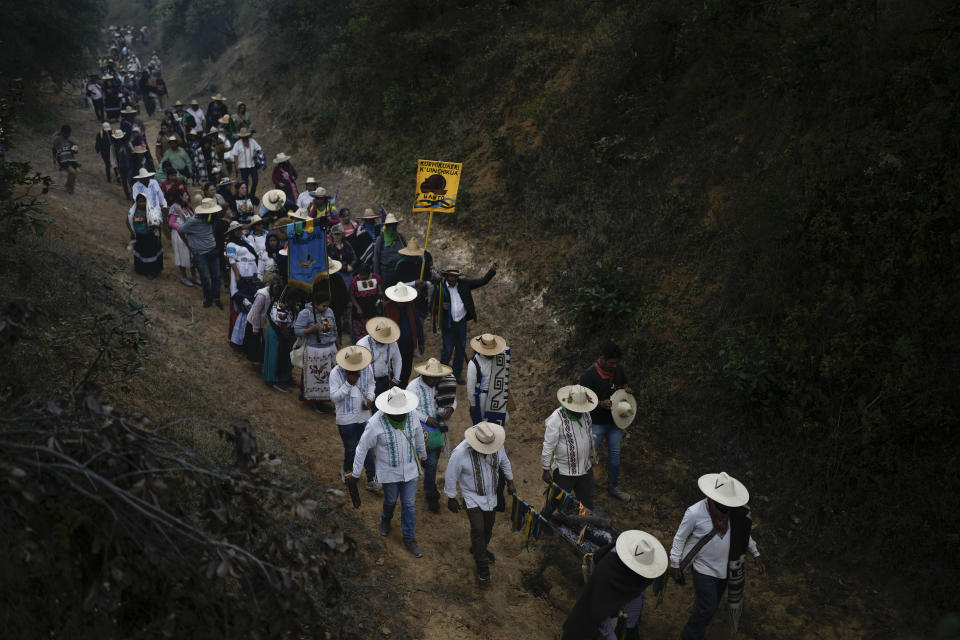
[54,23,771,640]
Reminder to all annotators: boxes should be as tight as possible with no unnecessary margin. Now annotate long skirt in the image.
[300,343,336,401]
[170,229,191,268]
[133,232,163,276]
[244,324,263,363]
[263,324,292,384]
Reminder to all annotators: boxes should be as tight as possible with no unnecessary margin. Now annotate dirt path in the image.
[8,79,872,638]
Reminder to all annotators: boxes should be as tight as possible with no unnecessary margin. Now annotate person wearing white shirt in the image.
[225,128,262,194]
[541,385,598,510]
[668,472,767,639]
[347,387,426,558]
[430,264,498,383]
[444,422,515,583]
[356,317,403,395]
[297,177,319,210]
[329,346,379,491]
[131,169,168,210]
[187,101,206,132]
[406,358,456,513]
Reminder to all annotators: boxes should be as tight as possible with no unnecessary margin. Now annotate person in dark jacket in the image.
[579,340,634,502]
[94,123,113,183]
[430,263,498,383]
[111,130,132,200]
[560,530,667,640]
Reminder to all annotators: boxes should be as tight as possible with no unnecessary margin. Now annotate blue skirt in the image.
[262,323,292,384]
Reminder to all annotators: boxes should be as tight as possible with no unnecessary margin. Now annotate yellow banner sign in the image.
[413,159,462,213]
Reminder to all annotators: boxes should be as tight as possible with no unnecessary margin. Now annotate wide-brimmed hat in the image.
[120,105,137,114]
[304,176,318,186]
[610,389,638,430]
[101,122,112,131]
[226,220,247,234]
[615,530,668,579]
[133,167,155,180]
[218,177,232,186]
[335,345,372,371]
[383,212,401,225]
[195,197,222,215]
[207,126,220,135]
[236,127,251,138]
[288,207,311,221]
[557,385,599,413]
[249,215,263,225]
[471,333,507,356]
[365,317,400,344]
[190,99,199,106]
[262,189,286,212]
[211,93,226,101]
[326,258,342,275]
[398,237,424,257]
[131,144,147,153]
[167,135,178,142]
[218,115,230,124]
[359,208,379,220]
[698,472,750,507]
[173,99,184,107]
[413,358,452,378]
[310,186,328,198]
[385,281,417,303]
[111,130,125,140]
[374,387,419,415]
[273,152,291,164]
[441,267,462,278]
[464,422,506,455]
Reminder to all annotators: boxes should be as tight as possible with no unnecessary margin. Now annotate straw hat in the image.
[383,212,401,225]
[441,267,462,278]
[218,177,232,186]
[236,128,252,138]
[101,122,112,131]
[273,152,292,164]
[262,189,287,212]
[211,93,226,101]
[207,126,220,135]
[133,168,155,180]
[335,345,372,371]
[470,333,506,356]
[226,220,246,234]
[288,207,311,221]
[310,186,328,198]
[120,105,137,114]
[610,389,637,430]
[305,176,318,186]
[697,472,750,508]
[557,385,599,413]
[167,135,178,142]
[359,208,379,220]
[173,99,184,107]
[326,258,342,275]
[464,422,506,455]
[111,130,125,140]
[190,99,199,106]
[413,357,452,378]
[365,317,400,344]
[374,387,419,415]
[131,144,147,153]
[195,197,223,215]
[249,215,263,225]
[615,530,668,579]
[385,282,418,303]
[398,237,425,257]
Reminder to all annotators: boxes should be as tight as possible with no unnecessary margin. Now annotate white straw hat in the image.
[610,389,637,430]
[464,422,506,455]
[195,197,223,215]
[325,258,342,275]
[262,189,287,212]
[133,167,155,180]
[374,387,419,415]
[365,317,400,344]
[385,281,417,303]
[697,471,750,507]
[470,333,506,356]
[557,385,598,413]
[289,207,312,221]
[226,220,246,234]
[335,345,372,371]
[413,357,452,378]
[383,212,401,225]
[398,237,424,257]
[272,152,291,164]
[615,530,668,578]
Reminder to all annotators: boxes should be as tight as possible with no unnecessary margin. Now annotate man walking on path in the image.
[580,341,634,502]
[95,123,113,183]
[178,197,223,308]
[541,384,598,510]
[346,387,426,558]
[467,332,511,510]
[356,317,403,396]
[669,472,767,640]
[160,136,193,179]
[329,345,380,492]
[444,422,515,583]
[430,263,498,384]
[52,125,79,194]
[406,357,456,514]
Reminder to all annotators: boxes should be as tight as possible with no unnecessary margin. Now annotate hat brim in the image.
[610,389,638,429]
[412,360,453,378]
[335,346,372,371]
[365,317,400,344]
[398,245,424,257]
[374,388,419,414]
[557,385,599,412]
[470,334,507,356]
[697,473,750,507]
[385,284,418,303]
[615,531,668,578]
[464,423,505,455]
[195,204,223,215]
[262,190,287,212]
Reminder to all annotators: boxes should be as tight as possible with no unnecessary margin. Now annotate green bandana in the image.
[382,226,398,247]
[562,408,582,423]
[386,414,406,430]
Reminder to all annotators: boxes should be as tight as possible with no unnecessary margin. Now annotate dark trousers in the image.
[118,171,130,200]
[374,376,390,397]
[338,422,375,480]
[423,446,442,502]
[92,98,105,122]
[467,507,496,571]
[440,318,467,378]
[102,157,111,182]
[681,570,728,640]
[398,342,414,387]
[240,167,258,195]
[553,468,595,511]
[195,250,222,304]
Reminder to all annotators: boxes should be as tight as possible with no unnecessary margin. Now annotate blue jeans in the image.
[195,250,221,304]
[381,478,418,541]
[592,422,624,488]
[423,446,443,502]
[440,319,467,378]
[681,570,727,640]
[338,422,375,480]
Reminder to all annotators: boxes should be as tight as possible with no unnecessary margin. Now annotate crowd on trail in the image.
[48,24,771,640]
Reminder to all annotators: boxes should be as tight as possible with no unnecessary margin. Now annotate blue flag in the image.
[286,222,327,290]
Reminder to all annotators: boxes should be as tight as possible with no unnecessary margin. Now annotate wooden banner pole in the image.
[419,210,435,280]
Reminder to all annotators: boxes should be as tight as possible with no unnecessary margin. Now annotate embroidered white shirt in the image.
[329,365,376,425]
[444,440,513,510]
[356,335,402,381]
[352,411,425,483]
[669,499,760,578]
[541,407,594,476]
